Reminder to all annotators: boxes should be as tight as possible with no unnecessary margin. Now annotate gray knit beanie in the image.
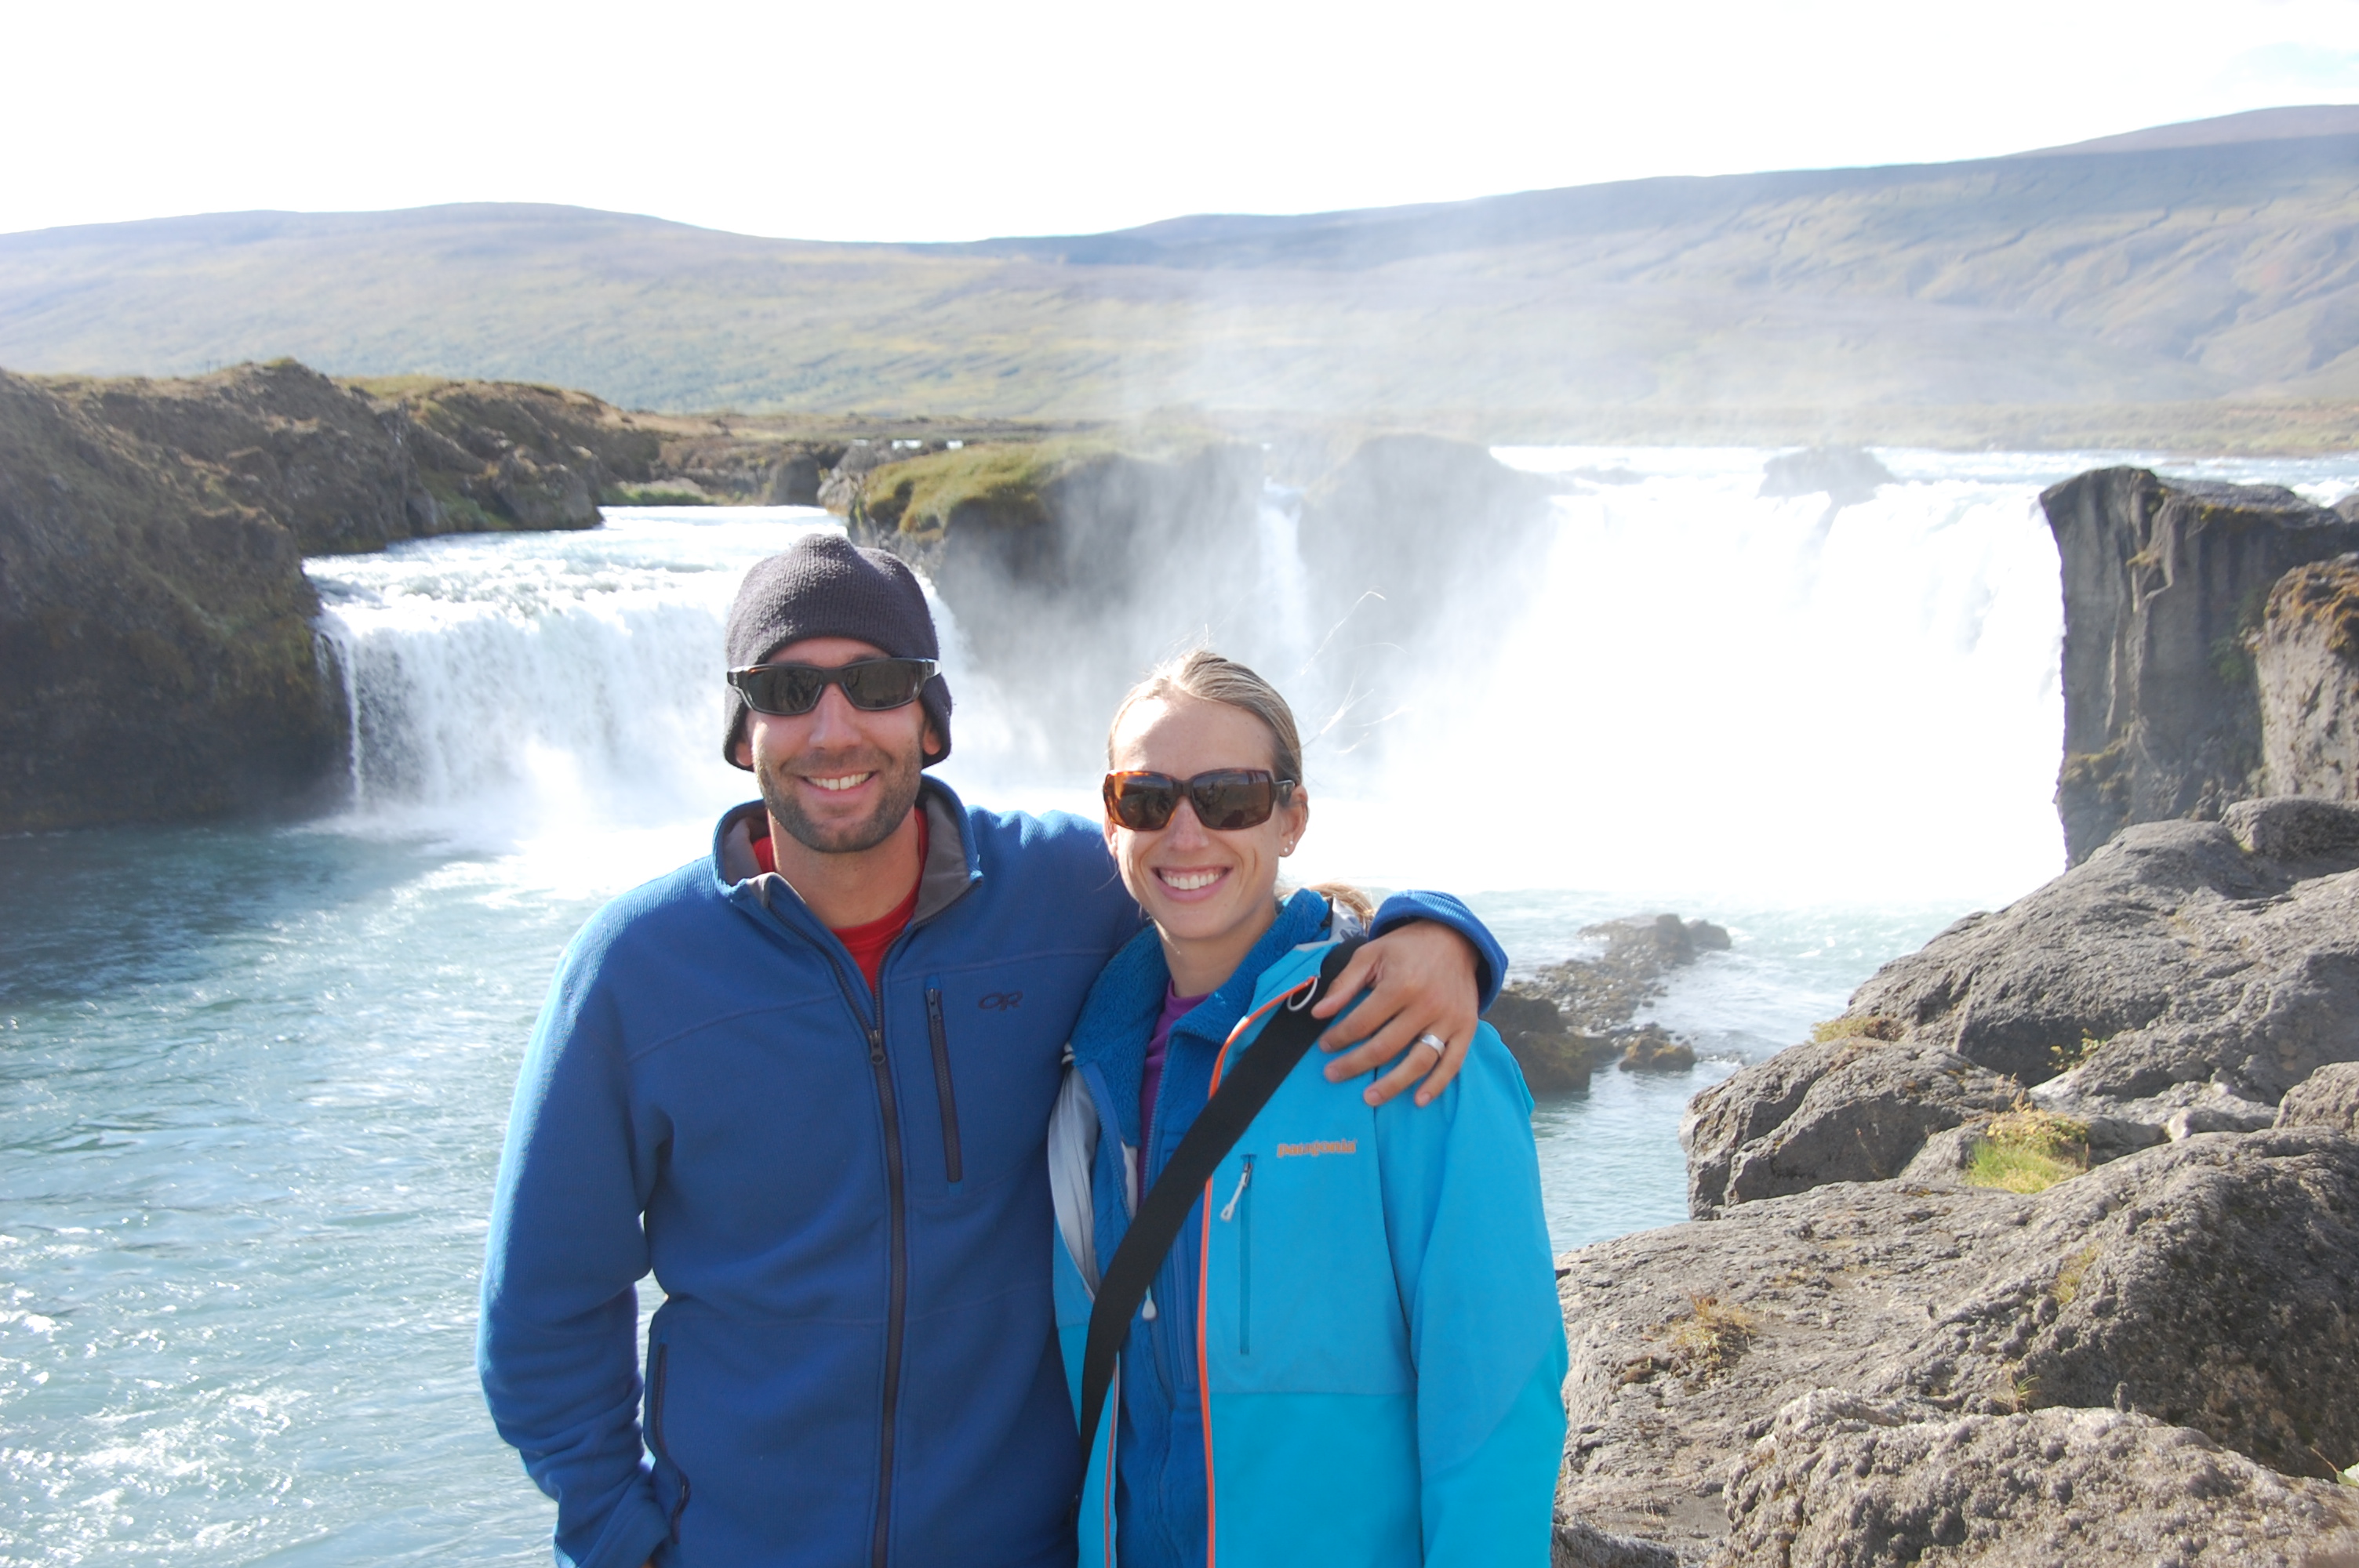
[721,534,952,768]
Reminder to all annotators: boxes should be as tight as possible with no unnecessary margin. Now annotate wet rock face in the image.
[1558,1131,2359,1559]
[2041,467,2359,865]
[2258,552,2359,800]
[1718,1395,2359,1567]
[1483,989,1606,1094]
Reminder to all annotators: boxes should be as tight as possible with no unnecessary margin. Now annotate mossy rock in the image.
[854,438,1118,539]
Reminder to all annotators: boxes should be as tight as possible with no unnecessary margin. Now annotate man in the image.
[479,535,1506,1568]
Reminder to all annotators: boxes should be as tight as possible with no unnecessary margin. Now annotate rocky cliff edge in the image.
[1571,799,2359,1563]
[0,361,666,828]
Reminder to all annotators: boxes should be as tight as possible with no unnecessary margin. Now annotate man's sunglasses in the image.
[726,658,937,717]
[1103,769,1296,833]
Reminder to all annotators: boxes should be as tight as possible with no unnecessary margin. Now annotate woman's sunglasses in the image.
[727,658,937,717]
[1103,768,1296,833]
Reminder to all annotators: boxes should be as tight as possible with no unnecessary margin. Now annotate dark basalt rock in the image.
[1758,445,1895,509]
[1718,1395,2359,1566]
[1558,1129,2359,1559]
[1483,988,1610,1094]
[1616,1023,1696,1074]
[2277,1060,2359,1136]
[1684,1037,2019,1212]
[1688,803,2359,1202]
[1492,915,1729,1096]
[2041,467,2359,864]
[2257,552,2359,800]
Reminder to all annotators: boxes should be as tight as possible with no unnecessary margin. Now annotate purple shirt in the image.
[1140,984,1209,1149]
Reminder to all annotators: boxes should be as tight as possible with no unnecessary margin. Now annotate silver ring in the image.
[1414,1031,1446,1054]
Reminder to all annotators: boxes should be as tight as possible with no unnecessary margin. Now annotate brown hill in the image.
[2,111,2356,437]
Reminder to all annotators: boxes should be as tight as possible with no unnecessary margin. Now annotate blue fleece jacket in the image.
[478,782,1507,1568]
[1050,890,1565,1568]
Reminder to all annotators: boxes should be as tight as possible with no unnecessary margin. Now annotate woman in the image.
[1049,651,1565,1568]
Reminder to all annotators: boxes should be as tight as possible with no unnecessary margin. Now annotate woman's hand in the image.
[1311,921,1481,1107]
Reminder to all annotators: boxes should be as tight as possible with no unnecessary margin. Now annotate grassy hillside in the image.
[2,113,2356,441]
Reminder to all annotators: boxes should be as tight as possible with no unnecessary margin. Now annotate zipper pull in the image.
[867,1027,885,1065]
[1141,1288,1158,1321]
[1219,1160,1253,1222]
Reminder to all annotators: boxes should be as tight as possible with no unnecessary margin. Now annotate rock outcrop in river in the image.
[0,361,665,829]
[2042,468,2359,863]
[847,432,1563,763]
[1487,915,1726,1091]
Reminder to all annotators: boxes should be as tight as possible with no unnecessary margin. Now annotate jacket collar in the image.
[1069,887,1336,1145]
[714,775,980,926]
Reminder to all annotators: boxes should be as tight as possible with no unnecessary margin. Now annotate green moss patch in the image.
[1811,1014,1904,1044]
[1965,1104,2092,1193]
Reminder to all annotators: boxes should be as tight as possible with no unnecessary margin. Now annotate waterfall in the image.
[304,450,2350,907]
[310,510,839,869]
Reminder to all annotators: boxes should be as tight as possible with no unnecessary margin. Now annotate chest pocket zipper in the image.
[1219,1156,1255,1355]
[925,985,963,1184]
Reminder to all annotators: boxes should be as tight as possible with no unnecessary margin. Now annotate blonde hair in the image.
[1107,649,1372,924]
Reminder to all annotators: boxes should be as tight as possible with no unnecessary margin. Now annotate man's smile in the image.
[805,771,878,792]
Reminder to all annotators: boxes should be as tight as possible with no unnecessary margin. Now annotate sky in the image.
[3,0,2357,244]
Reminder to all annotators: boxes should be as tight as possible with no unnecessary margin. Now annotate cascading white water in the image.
[311,508,998,889]
[1307,447,2074,902]
[308,449,2359,907]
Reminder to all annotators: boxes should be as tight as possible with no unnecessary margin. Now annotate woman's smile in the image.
[1155,866,1230,896]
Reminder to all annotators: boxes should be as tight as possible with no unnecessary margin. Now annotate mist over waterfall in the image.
[301,447,2248,907]
[303,451,2354,908]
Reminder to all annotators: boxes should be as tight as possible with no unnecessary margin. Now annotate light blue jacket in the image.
[1049,891,1566,1568]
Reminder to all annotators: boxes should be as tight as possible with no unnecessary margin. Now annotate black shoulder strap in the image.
[1074,936,1365,1455]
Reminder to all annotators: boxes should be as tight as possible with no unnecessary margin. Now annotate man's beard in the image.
[757,742,927,855]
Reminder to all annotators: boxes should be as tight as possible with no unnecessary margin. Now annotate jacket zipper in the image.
[1219,1156,1255,1356]
[820,957,908,1568]
[648,1343,692,1541]
[925,985,962,1184]
[747,802,971,1568]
